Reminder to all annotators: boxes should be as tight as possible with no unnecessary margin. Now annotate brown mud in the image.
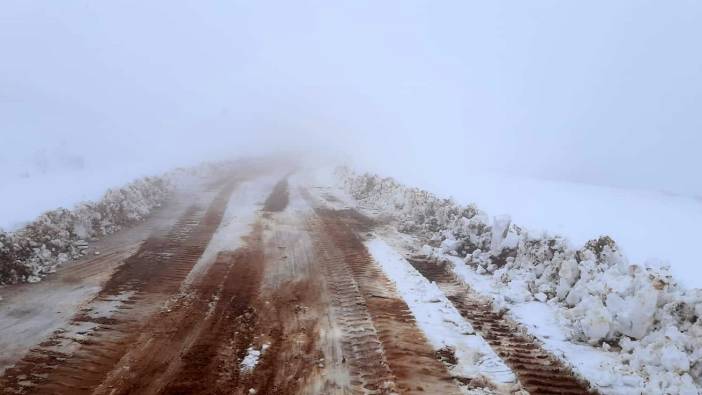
[0,180,240,395]
[263,178,289,213]
[1,179,498,395]
[310,206,460,395]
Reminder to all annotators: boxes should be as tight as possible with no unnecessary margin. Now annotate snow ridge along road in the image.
[338,167,702,394]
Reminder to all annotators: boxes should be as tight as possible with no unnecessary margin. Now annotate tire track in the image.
[0,180,238,395]
[314,231,397,394]
[310,206,461,395]
[263,177,290,213]
[156,228,266,394]
[408,256,596,395]
[99,179,323,395]
[102,180,238,296]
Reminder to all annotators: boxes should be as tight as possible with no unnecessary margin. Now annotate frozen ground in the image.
[383,170,702,289]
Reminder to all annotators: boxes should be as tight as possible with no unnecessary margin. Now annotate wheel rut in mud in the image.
[112,224,267,394]
[0,177,334,395]
[263,177,289,212]
[97,178,322,395]
[0,180,239,395]
[3,180,512,395]
[311,207,461,395]
[102,180,239,296]
[408,256,596,395]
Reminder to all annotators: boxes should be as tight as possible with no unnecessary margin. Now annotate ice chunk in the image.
[660,344,690,373]
[577,296,612,344]
[240,343,270,373]
[440,238,462,254]
[490,215,511,255]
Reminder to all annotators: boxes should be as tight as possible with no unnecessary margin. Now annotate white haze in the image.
[3,0,701,191]
[2,1,702,242]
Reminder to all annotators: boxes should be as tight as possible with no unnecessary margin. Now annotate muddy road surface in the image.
[0,167,595,394]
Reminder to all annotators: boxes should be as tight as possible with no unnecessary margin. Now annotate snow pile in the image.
[0,160,246,286]
[338,167,702,394]
[0,176,171,285]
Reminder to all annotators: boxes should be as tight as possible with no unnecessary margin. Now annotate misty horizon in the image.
[3,1,702,198]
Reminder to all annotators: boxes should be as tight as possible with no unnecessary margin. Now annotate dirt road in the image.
[0,167,594,394]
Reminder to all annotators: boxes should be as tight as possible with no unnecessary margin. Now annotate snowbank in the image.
[393,170,702,289]
[0,176,170,285]
[338,167,702,394]
[0,161,239,286]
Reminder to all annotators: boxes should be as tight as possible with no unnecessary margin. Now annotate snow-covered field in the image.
[338,167,702,394]
[384,170,702,289]
[0,158,183,232]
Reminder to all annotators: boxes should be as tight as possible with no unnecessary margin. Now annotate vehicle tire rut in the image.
[310,207,461,395]
[0,180,238,395]
[407,256,597,395]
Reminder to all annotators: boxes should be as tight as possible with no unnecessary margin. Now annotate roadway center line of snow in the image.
[364,236,517,388]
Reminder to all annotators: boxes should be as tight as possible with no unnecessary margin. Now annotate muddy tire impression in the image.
[2,178,492,395]
[408,257,596,395]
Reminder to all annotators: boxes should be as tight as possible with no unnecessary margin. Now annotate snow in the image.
[240,343,270,373]
[447,257,642,395]
[364,237,516,388]
[186,174,281,284]
[489,215,513,255]
[0,159,237,232]
[1,164,166,232]
[510,301,644,394]
[0,161,241,285]
[395,170,702,289]
[339,168,702,394]
[0,175,170,285]
[240,348,262,372]
[426,243,700,394]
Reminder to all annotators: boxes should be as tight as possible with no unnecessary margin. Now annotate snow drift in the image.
[0,161,242,286]
[338,167,702,394]
[0,176,170,285]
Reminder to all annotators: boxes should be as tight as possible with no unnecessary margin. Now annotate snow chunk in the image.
[240,343,270,373]
[440,237,463,254]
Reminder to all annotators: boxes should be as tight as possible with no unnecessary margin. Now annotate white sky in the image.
[2,1,702,195]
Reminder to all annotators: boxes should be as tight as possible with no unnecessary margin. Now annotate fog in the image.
[3,1,702,196]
